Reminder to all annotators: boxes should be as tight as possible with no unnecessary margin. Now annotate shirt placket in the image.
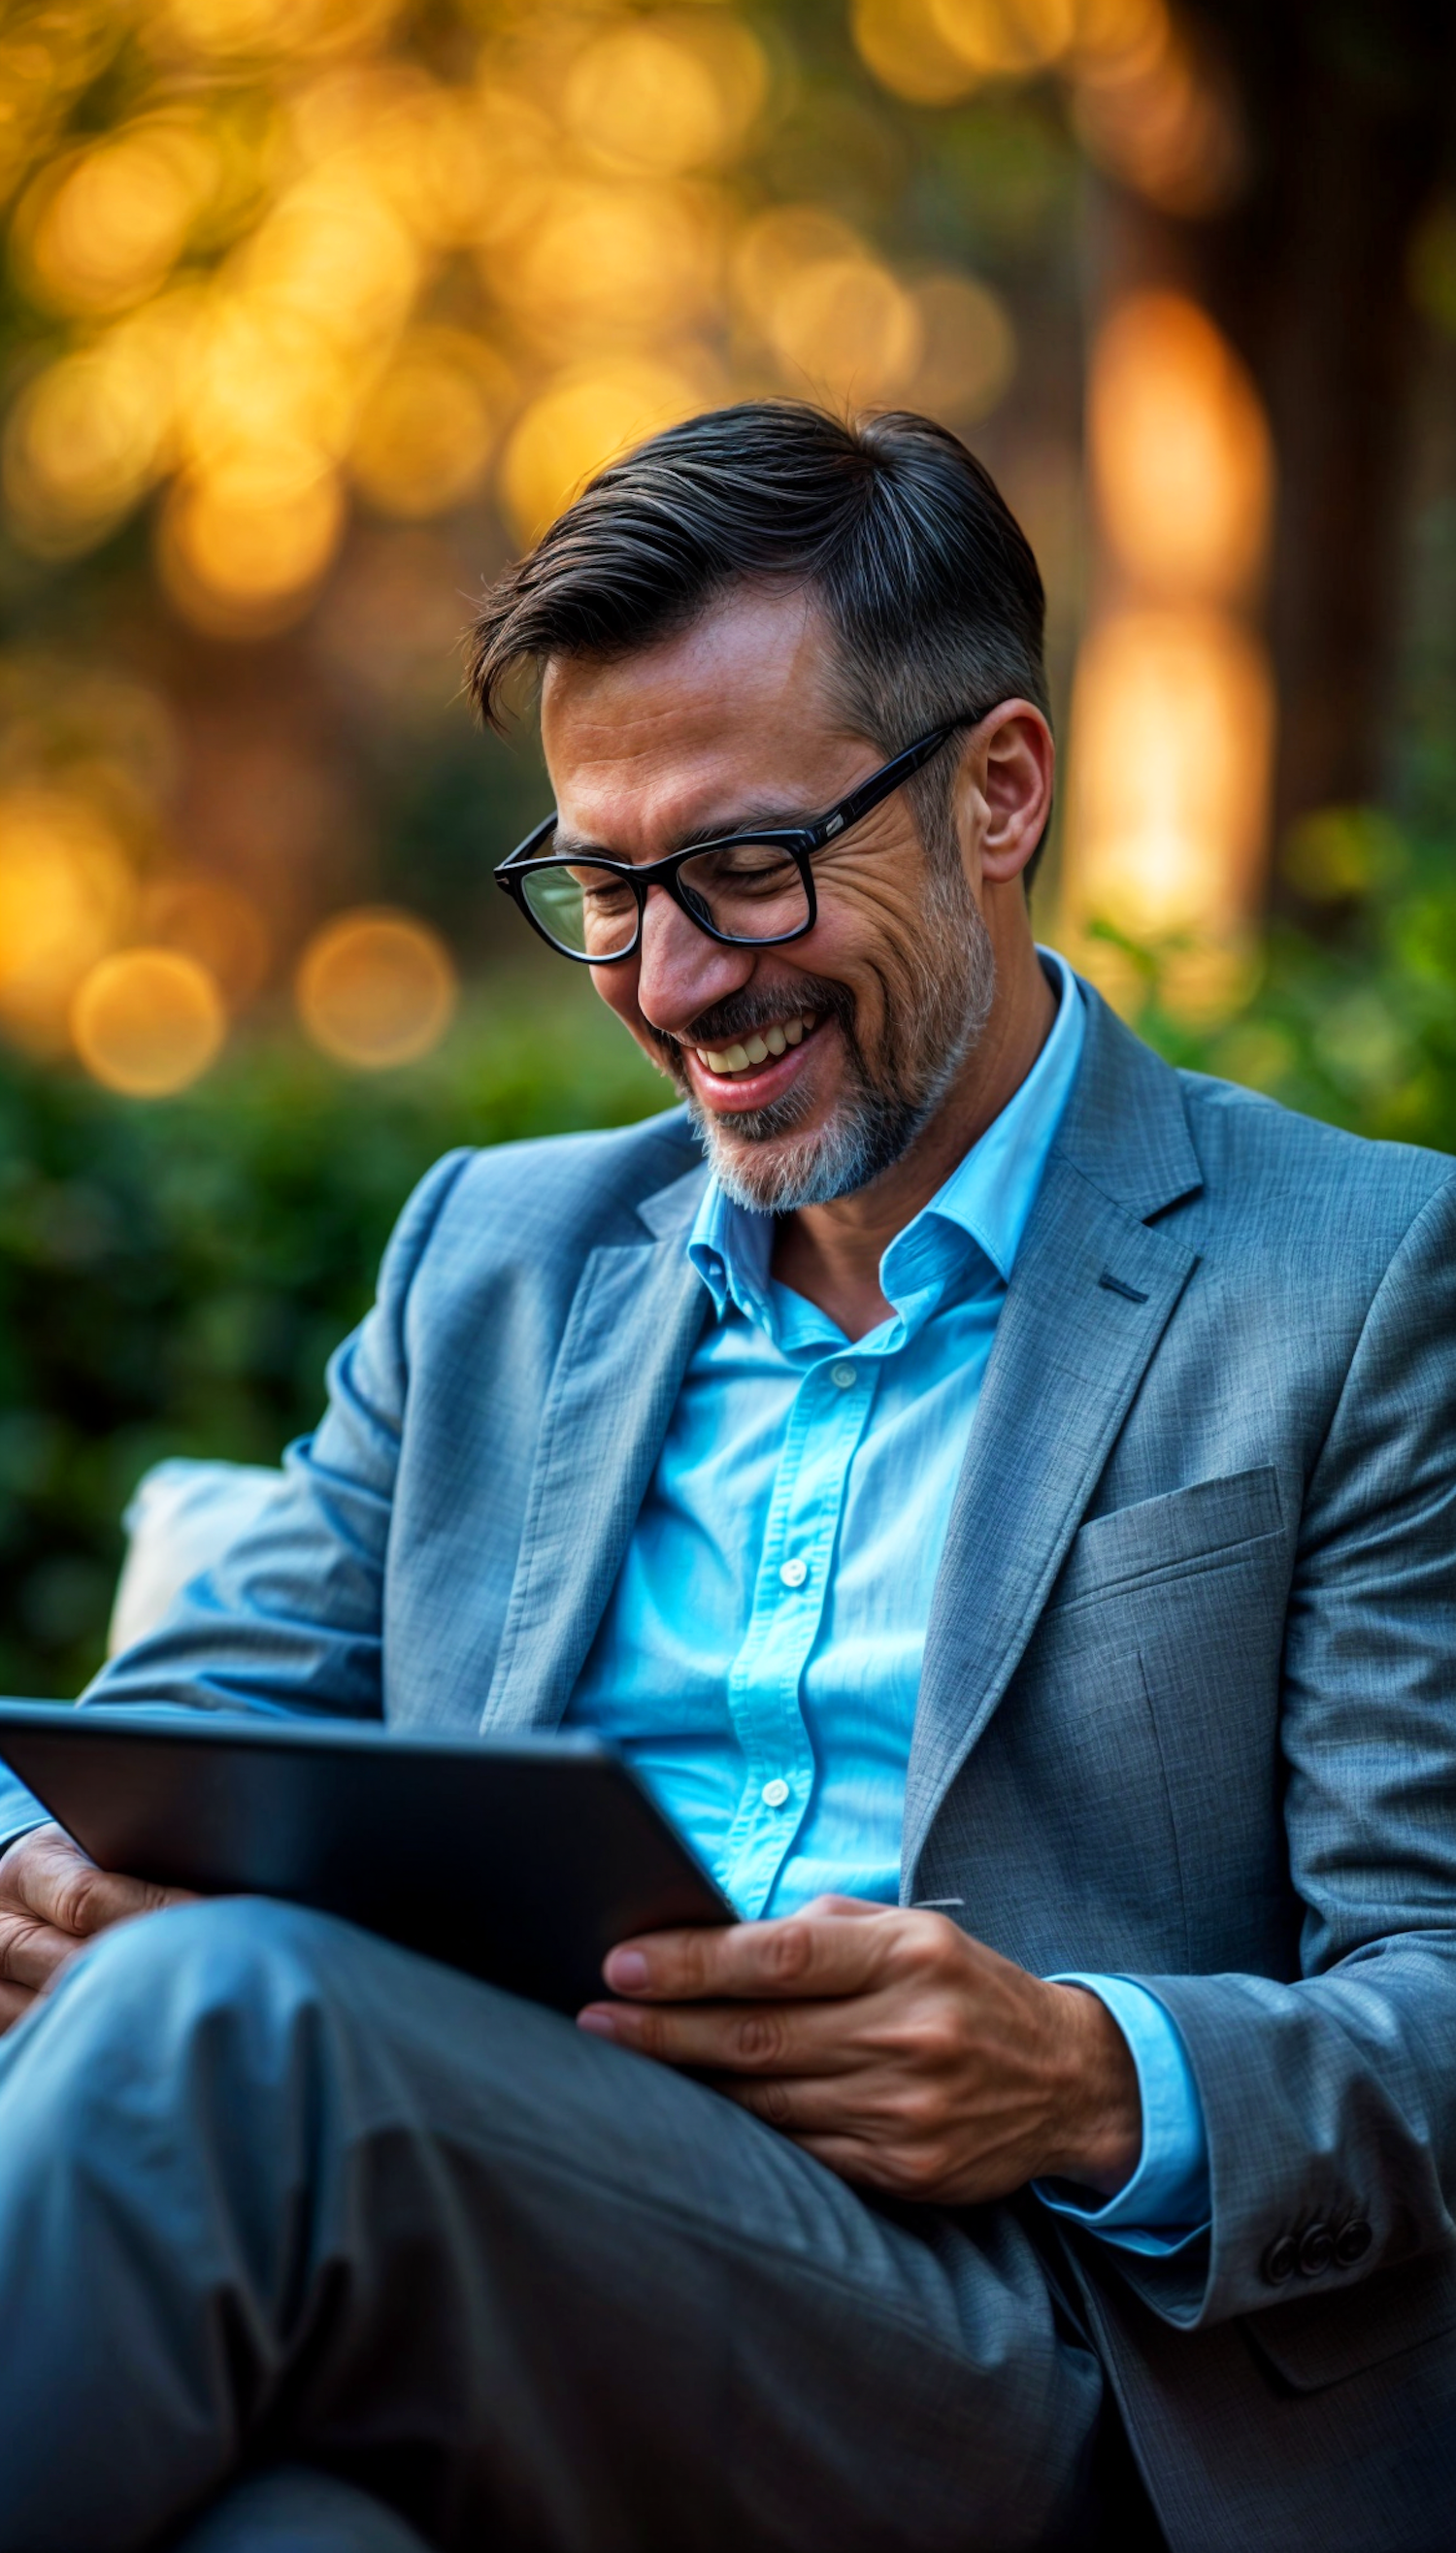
[719,1349,876,1915]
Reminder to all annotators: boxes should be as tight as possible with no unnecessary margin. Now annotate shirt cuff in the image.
[0,1762,47,1859]
[1033,1973,1211,2257]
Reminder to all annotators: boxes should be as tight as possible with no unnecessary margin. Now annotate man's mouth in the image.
[691,1011,818,1078]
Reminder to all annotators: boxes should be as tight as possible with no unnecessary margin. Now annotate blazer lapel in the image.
[480,1161,709,1735]
[902,993,1204,1887]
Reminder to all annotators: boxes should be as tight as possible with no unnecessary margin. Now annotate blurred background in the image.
[1,0,1454,1693]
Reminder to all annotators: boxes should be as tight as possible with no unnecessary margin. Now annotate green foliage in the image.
[0,979,666,1697]
[1119,818,1456,1163]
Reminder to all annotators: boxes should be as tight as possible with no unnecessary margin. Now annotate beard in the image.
[650,866,998,1213]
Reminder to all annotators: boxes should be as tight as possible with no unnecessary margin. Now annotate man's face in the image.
[539,588,995,1212]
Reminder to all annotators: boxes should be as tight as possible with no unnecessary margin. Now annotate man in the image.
[0,403,1452,2553]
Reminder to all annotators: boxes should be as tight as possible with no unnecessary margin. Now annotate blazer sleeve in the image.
[1112,1170,1456,2330]
[83,1148,476,1726]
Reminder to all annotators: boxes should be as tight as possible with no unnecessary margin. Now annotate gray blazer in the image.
[91,985,1456,2549]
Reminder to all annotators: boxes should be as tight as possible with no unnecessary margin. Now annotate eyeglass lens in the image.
[521,842,811,958]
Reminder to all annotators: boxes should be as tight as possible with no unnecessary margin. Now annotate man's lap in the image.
[0,1900,1107,2552]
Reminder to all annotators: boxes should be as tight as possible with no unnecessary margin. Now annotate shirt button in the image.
[760,1777,790,1808]
[778,1557,808,1588]
[829,1362,857,1389]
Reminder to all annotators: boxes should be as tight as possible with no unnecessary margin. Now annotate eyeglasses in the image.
[493,713,996,966]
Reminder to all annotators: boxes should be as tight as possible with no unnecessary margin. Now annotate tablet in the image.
[0,1701,734,2013]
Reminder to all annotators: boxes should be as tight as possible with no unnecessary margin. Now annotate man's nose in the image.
[633,882,753,1035]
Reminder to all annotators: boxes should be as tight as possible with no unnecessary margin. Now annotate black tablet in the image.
[0,1702,734,2013]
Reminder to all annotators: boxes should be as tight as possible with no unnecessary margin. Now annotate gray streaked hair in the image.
[467,399,1051,879]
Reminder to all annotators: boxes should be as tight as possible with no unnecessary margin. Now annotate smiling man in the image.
[0,404,1454,2553]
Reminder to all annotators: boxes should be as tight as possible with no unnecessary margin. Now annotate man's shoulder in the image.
[396,1108,705,1282]
[1173,1062,1456,1263]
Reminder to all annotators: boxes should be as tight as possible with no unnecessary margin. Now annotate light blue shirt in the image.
[569,951,1208,2244]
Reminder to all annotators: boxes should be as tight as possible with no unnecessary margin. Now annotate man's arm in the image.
[0,1150,474,2032]
[84,1149,473,1726]
[1115,1176,1456,2325]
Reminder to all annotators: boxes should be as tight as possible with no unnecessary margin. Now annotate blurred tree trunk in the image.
[1093,0,1456,882]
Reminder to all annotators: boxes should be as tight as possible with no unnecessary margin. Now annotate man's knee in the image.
[168,2466,439,2553]
[54,1893,376,2030]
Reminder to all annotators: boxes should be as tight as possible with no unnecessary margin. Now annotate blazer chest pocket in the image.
[1049,1465,1284,1614]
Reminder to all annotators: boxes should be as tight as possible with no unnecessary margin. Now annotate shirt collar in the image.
[688,945,1085,1336]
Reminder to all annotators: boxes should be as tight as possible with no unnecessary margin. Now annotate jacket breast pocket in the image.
[1048,1465,1285,1615]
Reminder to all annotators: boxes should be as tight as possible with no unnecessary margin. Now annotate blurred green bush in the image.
[0,979,665,1697]
[1114,815,1456,1155]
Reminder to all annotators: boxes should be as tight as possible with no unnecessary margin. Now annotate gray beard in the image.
[676,877,998,1214]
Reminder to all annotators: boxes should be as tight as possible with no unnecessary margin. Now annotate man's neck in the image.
[770,939,1058,1343]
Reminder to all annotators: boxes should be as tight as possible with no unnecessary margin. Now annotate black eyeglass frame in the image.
[492,711,999,966]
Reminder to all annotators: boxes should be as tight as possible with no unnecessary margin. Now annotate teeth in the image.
[695,1015,814,1074]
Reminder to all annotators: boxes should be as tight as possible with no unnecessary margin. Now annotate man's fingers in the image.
[578,1994,878,2075]
[3,1826,191,1939]
[0,1908,78,1993]
[0,1978,35,2035]
[602,1905,904,2005]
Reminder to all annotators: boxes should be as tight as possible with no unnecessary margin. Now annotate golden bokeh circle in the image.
[498,359,706,544]
[70,947,227,1097]
[295,907,457,1069]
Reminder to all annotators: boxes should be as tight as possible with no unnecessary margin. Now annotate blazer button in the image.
[1336,2219,1373,2267]
[1262,2235,1298,2285]
[1298,2224,1335,2277]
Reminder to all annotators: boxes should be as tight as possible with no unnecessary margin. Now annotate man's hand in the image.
[578,1897,1142,2206]
[0,1825,193,2034]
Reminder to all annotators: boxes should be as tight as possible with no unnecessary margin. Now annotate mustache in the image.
[646,975,856,1069]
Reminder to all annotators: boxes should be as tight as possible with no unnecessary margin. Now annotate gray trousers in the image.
[0,1899,1122,2553]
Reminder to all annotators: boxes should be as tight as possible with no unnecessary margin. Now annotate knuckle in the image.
[756,2076,794,2126]
[52,1865,105,1936]
[902,2083,951,2140]
[735,2010,786,2068]
[633,2007,669,2059]
[765,1920,813,1984]
[913,2014,964,2073]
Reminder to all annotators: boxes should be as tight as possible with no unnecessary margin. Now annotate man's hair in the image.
[467,400,1050,876]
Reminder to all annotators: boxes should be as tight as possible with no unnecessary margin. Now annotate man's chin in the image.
[689,1087,921,1215]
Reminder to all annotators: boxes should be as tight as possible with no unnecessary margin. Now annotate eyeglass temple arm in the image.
[818,722,976,842]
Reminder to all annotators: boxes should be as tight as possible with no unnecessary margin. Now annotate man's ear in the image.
[958,704,1055,890]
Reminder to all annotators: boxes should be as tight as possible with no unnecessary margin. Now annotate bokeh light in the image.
[490,178,722,356]
[850,0,985,104]
[1070,607,1274,935]
[70,947,227,1096]
[0,791,135,1054]
[295,908,457,1069]
[151,0,400,63]
[564,18,769,176]
[158,455,346,635]
[348,328,513,519]
[908,274,1017,422]
[1089,292,1272,602]
[930,0,1077,79]
[499,356,707,545]
[15,119,215,317]
[140,874,272,1008]
[767,255,923,404]
[1070,0,1244,216]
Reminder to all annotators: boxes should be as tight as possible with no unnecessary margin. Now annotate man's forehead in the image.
[540,586,863,846]
[542,585,829,731]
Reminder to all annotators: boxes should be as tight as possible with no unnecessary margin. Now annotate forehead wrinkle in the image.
[551,784,851,866]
